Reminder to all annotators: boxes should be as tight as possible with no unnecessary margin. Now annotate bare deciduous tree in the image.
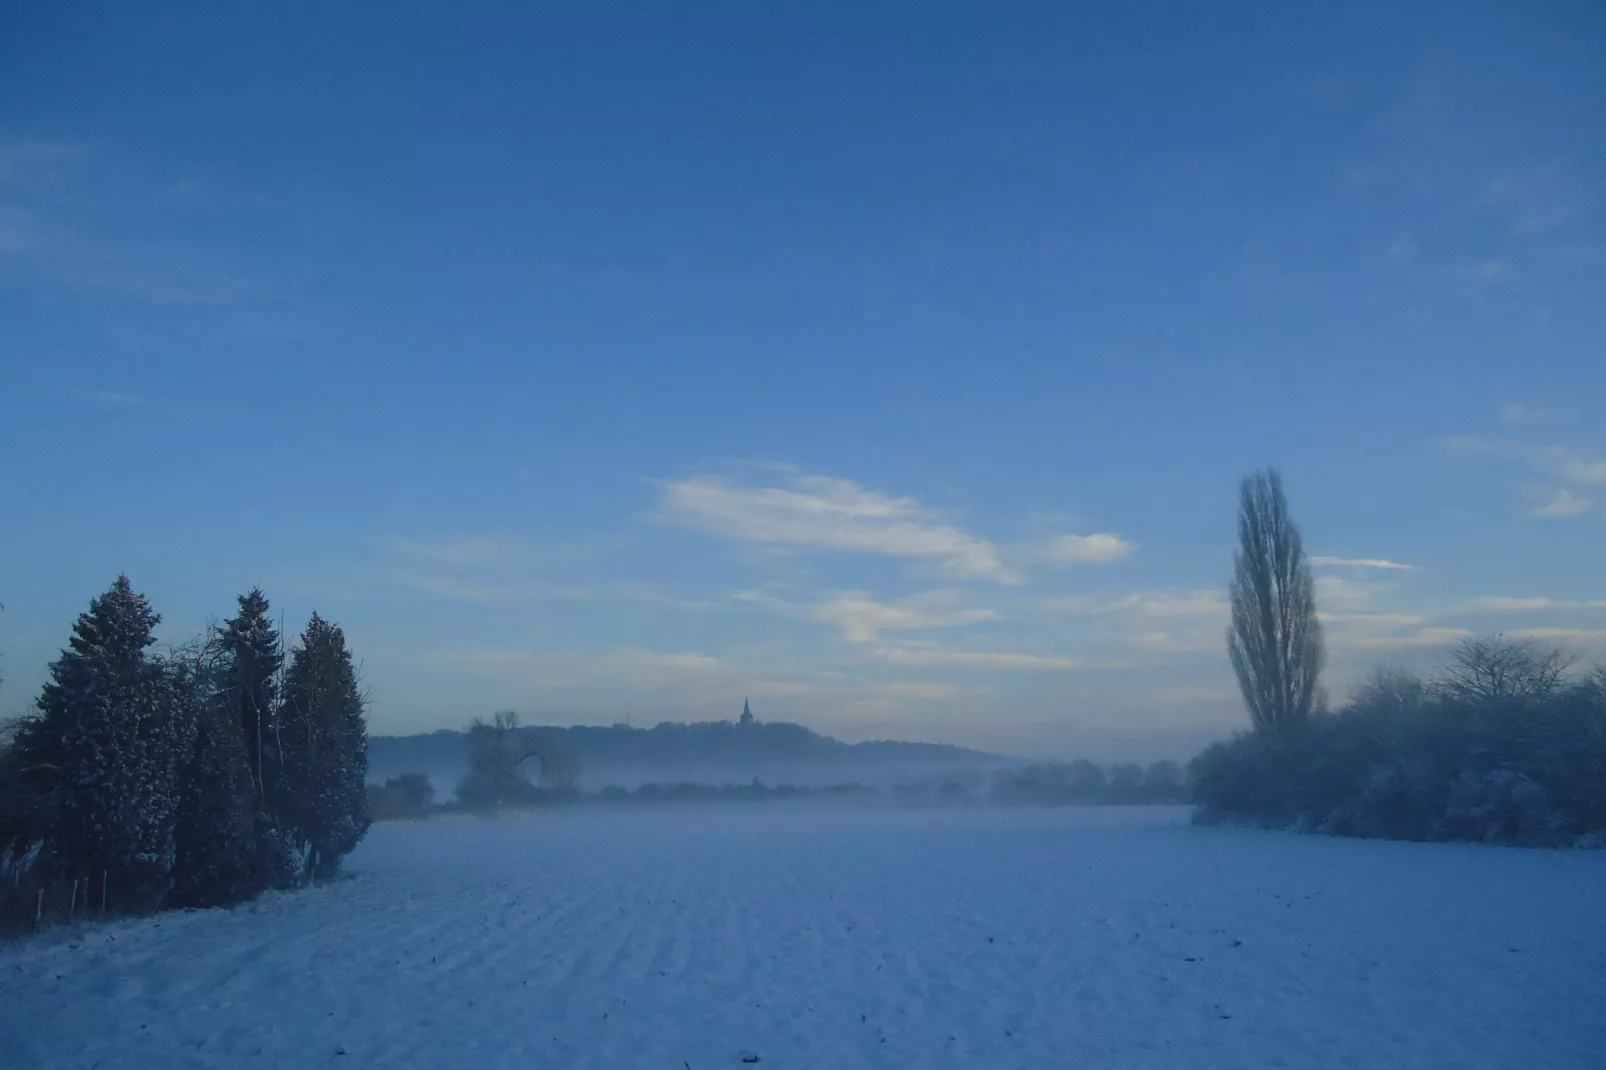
[467,711,536,809]
[1437,637,1575,704]
[1227,469,1325,731]
[465,712,583,807]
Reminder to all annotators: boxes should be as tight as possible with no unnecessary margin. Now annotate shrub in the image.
[1192,644,1606,847]
[368,773,435,822]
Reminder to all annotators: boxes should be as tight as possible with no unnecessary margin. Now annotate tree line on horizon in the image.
[1198,469,1606,846]
[367,755,1192,820]
[0,580,369,933]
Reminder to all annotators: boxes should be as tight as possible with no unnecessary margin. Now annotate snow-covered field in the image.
[4,806,1604,1069]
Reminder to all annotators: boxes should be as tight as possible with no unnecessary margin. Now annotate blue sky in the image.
[2,2,1603,758]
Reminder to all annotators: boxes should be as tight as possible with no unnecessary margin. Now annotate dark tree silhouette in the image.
[1438,636,1575,704]
[217,589,282,809]
[458,711,582,808]
[275,613,370,881]
[1227,469,1325,730]
[22,577,188,910]
[167,641,258,908]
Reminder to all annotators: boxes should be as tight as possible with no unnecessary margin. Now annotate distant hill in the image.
[368,719,1007,794]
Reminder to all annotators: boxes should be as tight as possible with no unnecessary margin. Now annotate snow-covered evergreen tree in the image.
[217,589,282,808]
[166,638,259,908]
[276,613,370,881]
[26,577,188,911]
[214,588,298,887]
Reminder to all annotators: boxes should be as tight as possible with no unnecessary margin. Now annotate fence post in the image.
[101,870,108,916]
[34,888,43,932]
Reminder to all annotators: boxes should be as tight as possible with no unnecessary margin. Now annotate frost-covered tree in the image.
[170,701,258,906]
[275,614,369,881]
[215,590,294,886]
[22,577,189,910]
[217,589,282,807]
[1227,469,1325,731]
[165,636,259,908]
[1438,637,1575,705]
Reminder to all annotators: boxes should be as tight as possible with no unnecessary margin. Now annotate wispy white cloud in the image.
[660,471,1022,582]
[0,136,278,312]
[1022,532,1135,565]
[1319,612,1429,627]
[1555,455,1606,486]
[1033,589,1229,659]
[1506,627,1606,645]
[1310,555,1415,571]
[870,681,973,701]
[1446,435,1606,519]
[735,587,999,643]
[1532,489,1593,518]
[1040,589,1227,618]
[1314,575,1391,606]
[1499,402,1556,426]
[1331,626,1473,651]
[443,647,724,680]
[1447,436,1606,485]
[1469,596,1606,612]
[802,591,1000,643]
[406,574,711,609]
[1127,632,1219,654]
[874,647,1108,671]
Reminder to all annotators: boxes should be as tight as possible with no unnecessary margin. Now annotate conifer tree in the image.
[25,577,188,910]
[276,613,370,881]
[217,589,282,807]
[214,589,297,886]
[166,637,258,908]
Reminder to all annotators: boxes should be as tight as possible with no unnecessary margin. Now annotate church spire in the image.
[740,696,754,726]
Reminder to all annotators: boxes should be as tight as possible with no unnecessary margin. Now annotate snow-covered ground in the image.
[4,806,1604,1069]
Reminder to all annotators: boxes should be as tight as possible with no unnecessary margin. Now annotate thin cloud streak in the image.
[1329,626,1474,651]
[1039,589,1228,618]
[1023,533,1136,565]
[660,471,1022,583]
[801,591,1000,643]
[1470,596,1606,612]
[874,647,1115,670]
[1310,556,1415,571]
[1532,489,1593,518]
[1507,627,1606,645]
[1446,436,1606,486]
